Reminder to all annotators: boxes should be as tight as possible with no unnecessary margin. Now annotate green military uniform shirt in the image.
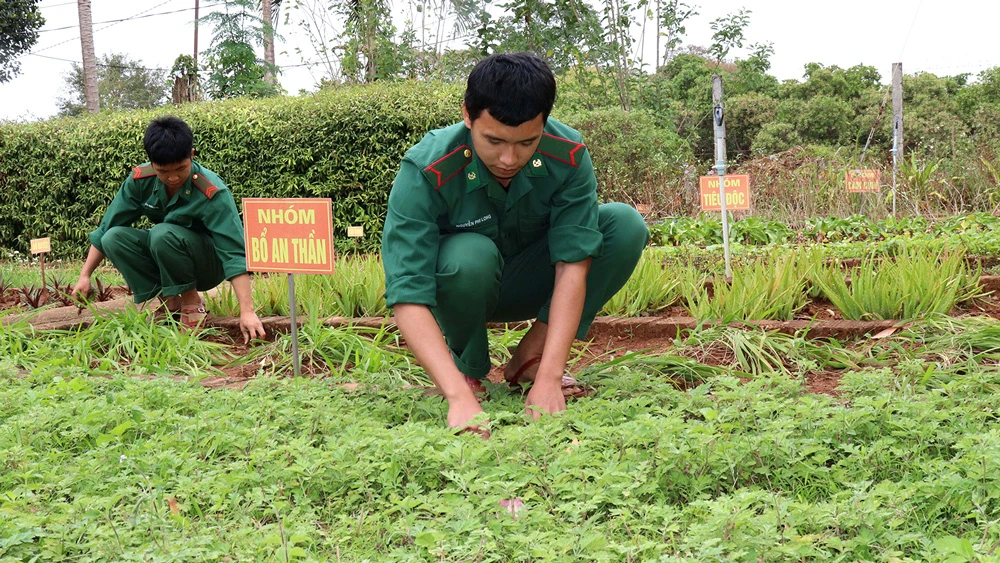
[89,161,249,280]
[382,118,603,308]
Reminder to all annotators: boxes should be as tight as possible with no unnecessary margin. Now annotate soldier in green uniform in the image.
[382,53,649,434]
[71,116,266,344]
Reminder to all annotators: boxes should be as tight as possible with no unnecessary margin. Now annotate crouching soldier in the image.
[72,116,265,343]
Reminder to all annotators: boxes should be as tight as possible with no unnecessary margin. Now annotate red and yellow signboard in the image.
[635,203,652,215]
[699,175,751,211]
[846,169,880,193]
[242,198,334,274]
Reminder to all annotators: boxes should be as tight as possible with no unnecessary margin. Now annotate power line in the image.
[896,0,925,62]
[28,51,326,73]
[30,0,181,53]
[38,2,226,33]
[38,1,78,8]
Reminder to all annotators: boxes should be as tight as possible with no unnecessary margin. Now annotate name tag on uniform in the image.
[455,214,493,229]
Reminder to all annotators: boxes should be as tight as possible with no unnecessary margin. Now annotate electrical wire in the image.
[38,2,226,33]
[30,0,181,53]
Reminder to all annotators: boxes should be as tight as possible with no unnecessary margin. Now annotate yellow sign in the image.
[699,175,751,211]
[846,169,880,193]
[30,237,51,254]
[242,198,335,274]
[347,226,364,238]
[635,203,652,215]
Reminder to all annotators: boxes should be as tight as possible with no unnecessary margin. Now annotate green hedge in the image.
[0,82,463,258]
[0,81,679,259]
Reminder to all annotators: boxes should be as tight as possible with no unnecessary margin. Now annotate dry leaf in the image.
[167,497,180,516]
[871,327,898,339]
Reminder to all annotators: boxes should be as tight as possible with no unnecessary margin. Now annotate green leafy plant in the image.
[682,251,809,321]
[61,307,232,377]
[242,315,424,384]
[207,255,389,318]
[600,253,683,316]
[812,246,982,320]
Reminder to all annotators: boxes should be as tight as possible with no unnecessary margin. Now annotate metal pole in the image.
[194,0,199,67]
[712,76,732,278]
[288,274,300,377]
[891,125,898,217]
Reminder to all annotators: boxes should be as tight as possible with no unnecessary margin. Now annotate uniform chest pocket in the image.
[518,211,550,247]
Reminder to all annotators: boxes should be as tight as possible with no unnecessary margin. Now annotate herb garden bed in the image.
[10,278,1000,401]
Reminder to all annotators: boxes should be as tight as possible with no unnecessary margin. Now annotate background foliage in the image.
[0,0,44,84]
[0,80,686,258]
[57,53,169,117]
[3,19,1000,257]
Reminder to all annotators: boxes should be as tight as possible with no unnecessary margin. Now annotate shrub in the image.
[751,122,802,155]
[557,107,692,213]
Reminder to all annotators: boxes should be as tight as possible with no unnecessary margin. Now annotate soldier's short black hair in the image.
[143,116,193,165]
[464,53,556,126]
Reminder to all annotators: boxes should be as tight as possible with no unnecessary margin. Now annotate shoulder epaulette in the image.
[422,144,473,190]
[191,173,219,199]
[132,164,156,179]
[536,133,587,167]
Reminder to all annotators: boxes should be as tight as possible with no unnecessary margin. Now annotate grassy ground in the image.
[5,315,1000,561]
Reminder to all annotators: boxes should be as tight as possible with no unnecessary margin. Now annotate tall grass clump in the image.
[599,250,683,316]
[682,251,810,321]
[62,308,233,376]
[812,246,981,320]
[243,317,426,385]
[207,255,388,318]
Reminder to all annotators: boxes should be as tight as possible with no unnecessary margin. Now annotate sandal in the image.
[423,375,489,402]
[179,304,210,330]
[505,356,589,399]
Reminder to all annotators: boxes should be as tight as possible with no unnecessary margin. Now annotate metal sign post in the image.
[242,198,335,378]
[288,274,300,377]
[712,76,733,278]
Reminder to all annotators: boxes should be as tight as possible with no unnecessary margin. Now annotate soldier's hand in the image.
[70,276,92,301]
[524,377,566,420]
[239,310,266,344]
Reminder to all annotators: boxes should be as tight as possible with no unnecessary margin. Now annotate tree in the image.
[78,0,100,112]
[201,0,280,98]
[477,0,603,68]
[656,0,697,68]
[261,0,279,84]
[338,0,397,81]
[171,54,201,103]
[57,53,168,116]
[1,0,45,83]
[707,8,750,67]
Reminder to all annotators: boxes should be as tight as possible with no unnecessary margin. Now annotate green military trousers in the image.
[431,202,650,379]
[100,224,226,303]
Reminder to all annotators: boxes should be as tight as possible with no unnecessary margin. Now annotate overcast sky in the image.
[1,0,997,122]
